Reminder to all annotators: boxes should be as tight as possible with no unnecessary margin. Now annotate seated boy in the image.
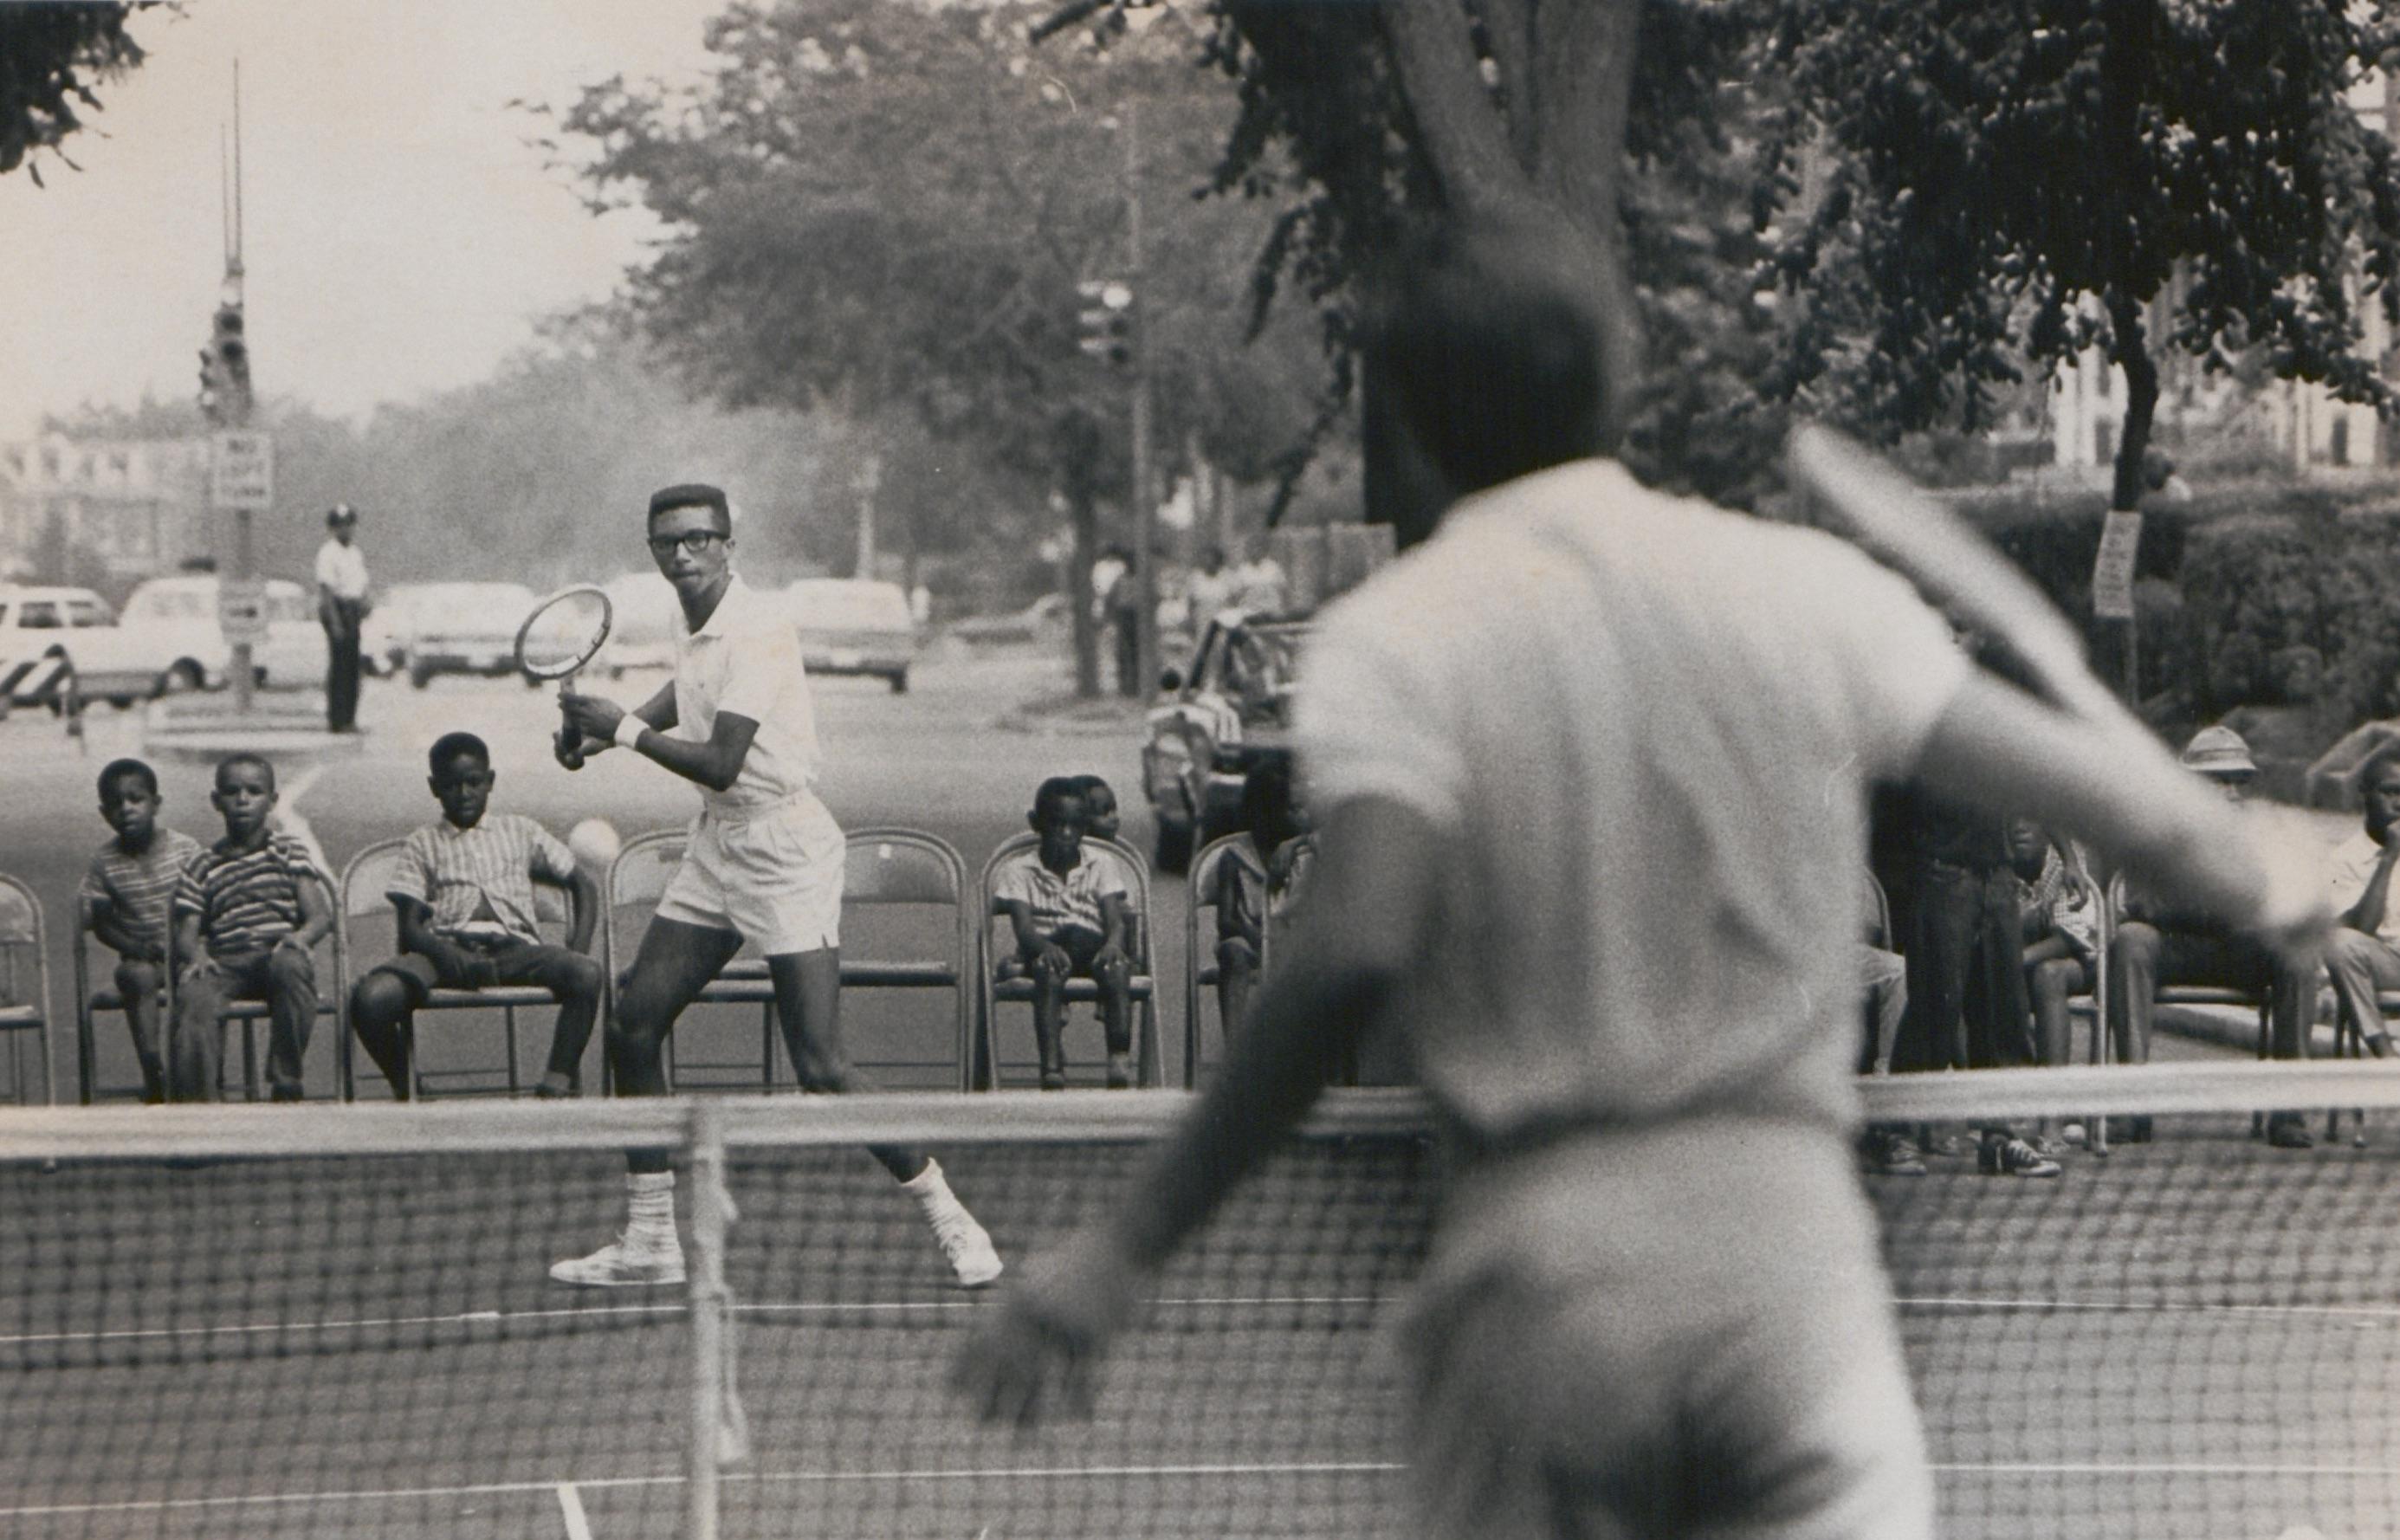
[1072,773,1142,941]
[994,775,1135,1089]
[1213,760,1308,1041]
[78,757,203,1103]
[168,753,332,1102]
[348,732,605,1100]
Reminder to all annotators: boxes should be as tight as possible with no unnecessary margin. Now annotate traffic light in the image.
[198,346,223,425]
[210,301,252,424]
[1077,279,1135,367]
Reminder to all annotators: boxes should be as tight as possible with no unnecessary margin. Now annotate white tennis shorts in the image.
[655,795,845,955]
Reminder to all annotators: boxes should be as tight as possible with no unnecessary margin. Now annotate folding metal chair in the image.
[604,826,979,1090]
[72,899,185,1103]
[977,831,1160,1089]
[0,872,55,1106]
[333,837,598,1101]
[1185,831,1316,1089]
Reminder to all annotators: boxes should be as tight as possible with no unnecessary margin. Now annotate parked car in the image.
[0,586,129,711]
[397,582,540,688]
[1140,617,1307,872]
[786,578,919,693]
[592,571,680,677]
[113,574,329,696]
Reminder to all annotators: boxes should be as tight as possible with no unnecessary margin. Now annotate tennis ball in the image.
[567,818,622,875]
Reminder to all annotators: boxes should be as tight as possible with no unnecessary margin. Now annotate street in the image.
[0,644,1199,1105]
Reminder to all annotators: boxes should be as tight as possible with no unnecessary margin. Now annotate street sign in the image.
[2092,508,2143,621]
[210,430,275,511]
[217,577,269,644]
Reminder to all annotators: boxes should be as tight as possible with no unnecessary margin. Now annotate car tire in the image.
[889,668,909,695]
[408,662,433,690]
[161,660,205,696]
[1153,818,1195,877]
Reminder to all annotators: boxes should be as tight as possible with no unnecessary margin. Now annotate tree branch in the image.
[1378,0,1530,220]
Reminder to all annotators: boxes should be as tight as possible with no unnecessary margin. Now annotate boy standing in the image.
[169,754,331,1102]
[348,732,605,1100]
[994,777,1135,1089]
[79,758,203,1103]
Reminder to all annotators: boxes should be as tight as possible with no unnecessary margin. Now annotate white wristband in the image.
[613,715,645,753]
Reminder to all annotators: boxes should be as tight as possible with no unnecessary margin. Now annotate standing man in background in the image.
[315,503,369,734]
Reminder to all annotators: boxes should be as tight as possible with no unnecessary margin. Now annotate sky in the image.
[0,0,728,441]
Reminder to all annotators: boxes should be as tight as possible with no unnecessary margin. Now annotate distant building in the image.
[0,435,211,584]
[2047,68,2400,475]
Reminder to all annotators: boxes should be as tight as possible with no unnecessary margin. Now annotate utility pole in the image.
[228,63,252,717]
[200,61,267,717]
[1124,97,1157,701]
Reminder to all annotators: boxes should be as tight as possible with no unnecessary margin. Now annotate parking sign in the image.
[210,431,275,511]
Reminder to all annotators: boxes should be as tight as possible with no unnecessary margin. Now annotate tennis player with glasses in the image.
[548,482,1001,1290]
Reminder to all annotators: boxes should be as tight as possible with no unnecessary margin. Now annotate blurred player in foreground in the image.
[550,482,999,1290]
[957,219,2326,1538]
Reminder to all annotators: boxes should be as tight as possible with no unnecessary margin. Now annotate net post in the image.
[682,1099,740,1540]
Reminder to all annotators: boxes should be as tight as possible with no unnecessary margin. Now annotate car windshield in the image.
[791,581,912,631]
[67,599,113,627]
[126,587,208,619]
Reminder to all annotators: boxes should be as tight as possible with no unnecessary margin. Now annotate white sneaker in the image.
[929,1205,1004,1289]
[549,1233,686,1288]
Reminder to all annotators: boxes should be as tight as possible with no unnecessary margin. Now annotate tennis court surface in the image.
[6,1067,2397,1539]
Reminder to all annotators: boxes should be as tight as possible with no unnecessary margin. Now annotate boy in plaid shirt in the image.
[347,732,604,1098]
[79,758,203,1103]
[169,754,332,1102]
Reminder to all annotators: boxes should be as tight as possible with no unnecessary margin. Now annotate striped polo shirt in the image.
[171,831,323,958]
[387,813,579,944]
[993,848,1127,939]
[79,827,204,954]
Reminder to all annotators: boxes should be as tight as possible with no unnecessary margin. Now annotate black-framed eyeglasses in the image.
[648,530,728,560]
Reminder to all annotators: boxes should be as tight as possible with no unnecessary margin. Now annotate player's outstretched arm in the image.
[956,794,1438,1430]
[1911,673,2328,957]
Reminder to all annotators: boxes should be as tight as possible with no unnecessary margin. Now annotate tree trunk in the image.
[2106,293,2160,514]
[1361,0,1646,541]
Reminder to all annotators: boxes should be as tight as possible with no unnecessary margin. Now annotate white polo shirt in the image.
[1298,458,1970,1145]
[670,575,823,817]
[314,537,369,601]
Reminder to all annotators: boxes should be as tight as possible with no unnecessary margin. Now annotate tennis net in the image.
[4,1064,2398,1539]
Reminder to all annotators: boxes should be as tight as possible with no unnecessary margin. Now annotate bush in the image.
[2166,514,2400,726]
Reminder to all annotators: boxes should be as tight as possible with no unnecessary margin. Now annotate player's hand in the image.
[553,721,596,771]
[1033,941,1073,980]
[558,690,625,743]
[1092,942,1129,980]
[954,1228,1138,1432]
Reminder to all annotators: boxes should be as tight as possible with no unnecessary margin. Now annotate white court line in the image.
[555,1481,594,1540]
[0,1462,1406,1520]
[1893,1295,2400,1323]
[12,1289,2376,1351]
[1932,1461,2400,1477]
[0,1293,1380,1349]
[14,1455,2396,1521]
